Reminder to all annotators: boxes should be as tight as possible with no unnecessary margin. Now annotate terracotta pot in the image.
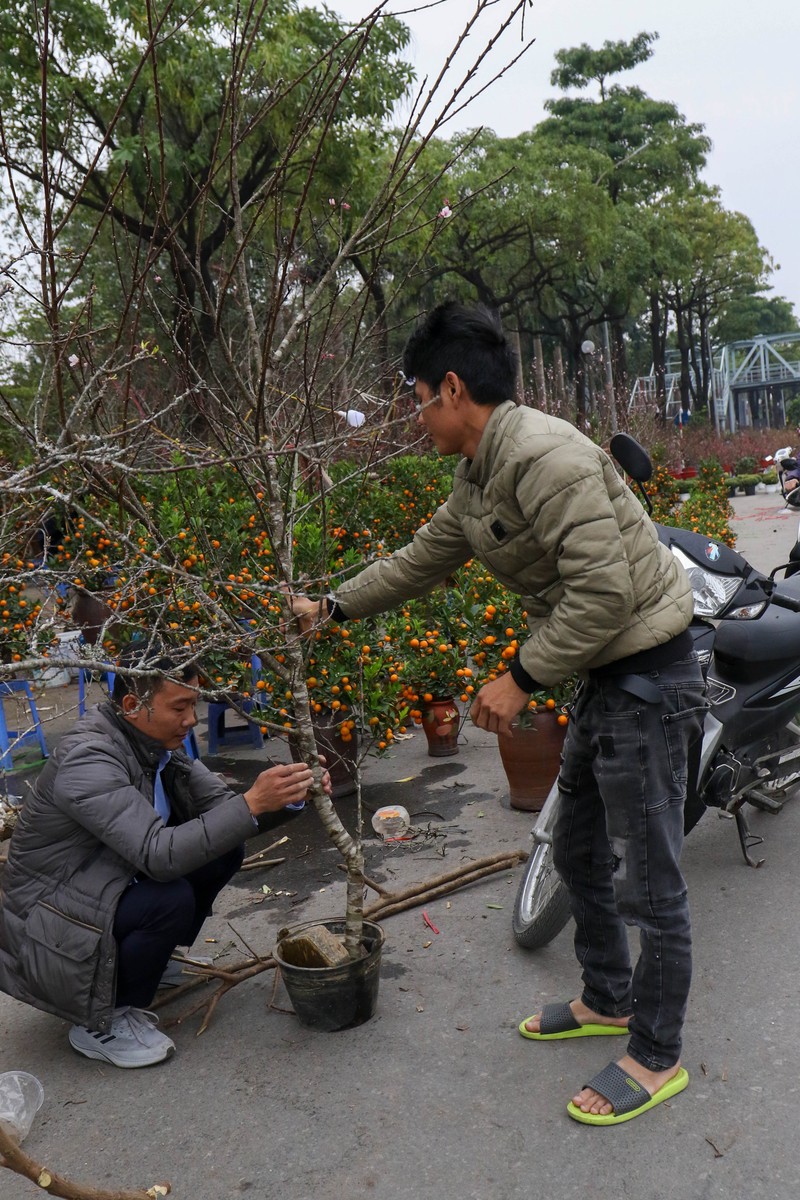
[497,713,567,812]
[290,711,359,800]
[420,696,460,757]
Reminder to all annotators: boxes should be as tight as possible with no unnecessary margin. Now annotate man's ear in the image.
[121,693,139,715]
[443,370,465,402]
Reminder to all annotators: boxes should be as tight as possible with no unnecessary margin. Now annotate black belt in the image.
[588,629,693,705]
[590,629,693,680]
[603,673,662,704]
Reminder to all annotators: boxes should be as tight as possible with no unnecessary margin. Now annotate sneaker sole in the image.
[68,1035,175,1069]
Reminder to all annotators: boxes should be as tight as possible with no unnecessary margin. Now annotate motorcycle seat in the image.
[714,601,800,681]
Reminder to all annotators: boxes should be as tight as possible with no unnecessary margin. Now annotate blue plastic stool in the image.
[0,681,49,770]
[206,699,264,754]
[205,650,265,754]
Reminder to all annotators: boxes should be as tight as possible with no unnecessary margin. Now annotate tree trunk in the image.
[509,329,525,404]
[552,344,567,416]
[673,299,694,412]
[532,336,547,409]
[649,292,668,407]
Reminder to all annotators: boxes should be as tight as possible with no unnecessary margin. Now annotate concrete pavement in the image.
[3,492,800,1199]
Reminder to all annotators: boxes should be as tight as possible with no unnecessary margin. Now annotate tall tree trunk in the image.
[611,318,628,405]
[649,292,668,407]
[509,329,525,404]
[552,344,567,417]
[533,336,547,409]
[673,298,694,412]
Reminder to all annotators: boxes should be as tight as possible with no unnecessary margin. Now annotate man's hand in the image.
[244,762,318,815]
[317,755,333,798]
[284,592,327,634]
[469,672,530,736]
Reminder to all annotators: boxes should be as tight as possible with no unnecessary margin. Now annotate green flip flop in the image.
[519,1001,630,1040]
[567,1063,689,1125]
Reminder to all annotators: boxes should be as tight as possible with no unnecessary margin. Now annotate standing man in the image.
[291,301,706,1124]
[0,648,326,1068]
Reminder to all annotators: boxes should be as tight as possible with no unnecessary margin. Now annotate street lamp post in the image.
[580,339,595,422]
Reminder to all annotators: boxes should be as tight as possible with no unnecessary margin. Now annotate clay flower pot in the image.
[420,696,460,757]
[497,712,567,811]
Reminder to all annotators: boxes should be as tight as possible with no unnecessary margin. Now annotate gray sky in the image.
[332,0,800,319]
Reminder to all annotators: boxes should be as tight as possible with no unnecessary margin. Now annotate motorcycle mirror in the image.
[609,433,653,483]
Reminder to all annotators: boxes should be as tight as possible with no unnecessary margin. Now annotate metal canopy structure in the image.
[716,333,800,431]
[629,332,800,431]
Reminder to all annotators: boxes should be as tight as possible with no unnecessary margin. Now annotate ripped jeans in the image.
[553,655,707,1071]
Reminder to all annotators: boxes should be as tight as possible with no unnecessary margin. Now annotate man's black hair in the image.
[402,301,518,406]
[112,645,199,705]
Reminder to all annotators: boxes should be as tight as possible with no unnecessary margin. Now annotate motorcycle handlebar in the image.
[771,591,800,613]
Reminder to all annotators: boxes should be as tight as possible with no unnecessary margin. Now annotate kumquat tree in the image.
[0,0,537,990]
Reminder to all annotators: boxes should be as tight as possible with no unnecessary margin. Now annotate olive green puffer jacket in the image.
[336,401,693,684]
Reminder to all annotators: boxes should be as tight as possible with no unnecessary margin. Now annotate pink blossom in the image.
[437,205,452,219]
[341,202,351,211]
[328,197,336,206]
[67,354,79,367]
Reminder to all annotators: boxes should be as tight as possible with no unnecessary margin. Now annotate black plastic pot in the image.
[274,918,384,1031]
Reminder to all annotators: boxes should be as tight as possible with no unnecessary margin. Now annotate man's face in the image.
[122,677,199,749]
[415,378,461,456]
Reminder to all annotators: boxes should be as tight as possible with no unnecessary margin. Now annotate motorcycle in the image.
[513,433,800,951]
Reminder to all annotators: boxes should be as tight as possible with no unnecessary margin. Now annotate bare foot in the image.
[571,1055,682,1116]
[523,998,630,1036]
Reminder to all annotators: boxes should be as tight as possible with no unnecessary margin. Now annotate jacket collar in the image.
[98,701,174,772]
[464,400,517,486]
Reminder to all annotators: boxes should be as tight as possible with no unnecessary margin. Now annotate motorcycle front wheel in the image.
[512,785,572,950]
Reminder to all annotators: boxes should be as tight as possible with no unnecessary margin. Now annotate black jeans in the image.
[553,655,707,1071]
[112,845,245,1009]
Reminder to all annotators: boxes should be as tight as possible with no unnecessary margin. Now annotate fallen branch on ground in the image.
[365,849,526,920]
[0,1122,169,1199]
[153,849,527,1033]
[238,857,286,871]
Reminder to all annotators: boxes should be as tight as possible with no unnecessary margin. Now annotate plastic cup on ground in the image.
[0,1071,44,1145]
[371,805,411,840]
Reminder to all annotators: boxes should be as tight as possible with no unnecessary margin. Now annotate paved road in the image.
[3,493,800,1200]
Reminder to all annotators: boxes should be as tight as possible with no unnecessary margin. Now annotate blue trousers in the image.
[553,656,707,1070]
[112,846,245,1008]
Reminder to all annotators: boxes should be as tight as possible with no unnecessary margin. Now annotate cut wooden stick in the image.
[238,857,286,871]
[240,837,288,867]
[0,1121,168,1199]
[366,851,526,921]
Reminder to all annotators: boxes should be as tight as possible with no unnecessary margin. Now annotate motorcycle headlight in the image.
[670,547,745,617]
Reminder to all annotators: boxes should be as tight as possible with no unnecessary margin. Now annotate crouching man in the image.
[0,649,326,1069]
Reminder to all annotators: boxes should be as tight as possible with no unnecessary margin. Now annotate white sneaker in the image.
[69,1007,175,1068]
[158,954,214,988]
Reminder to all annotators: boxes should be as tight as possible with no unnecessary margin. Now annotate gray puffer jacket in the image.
[336,402,693,683]
[0,704,255,1032]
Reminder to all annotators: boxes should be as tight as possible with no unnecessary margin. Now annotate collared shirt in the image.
[153,749,172,823]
